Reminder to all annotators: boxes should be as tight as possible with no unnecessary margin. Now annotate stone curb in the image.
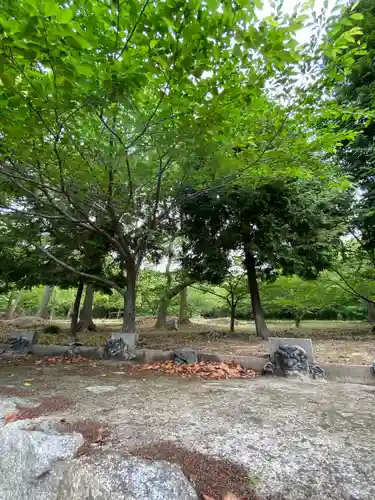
[1,344,374,384]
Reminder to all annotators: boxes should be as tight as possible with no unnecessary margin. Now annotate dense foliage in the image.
[0,0,372,334]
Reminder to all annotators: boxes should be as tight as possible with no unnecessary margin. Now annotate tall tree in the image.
[183,179,349,339]
[331,1,375,258]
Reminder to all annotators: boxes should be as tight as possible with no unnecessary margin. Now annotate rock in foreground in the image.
[38,454,199,500]
[0,416,198,500]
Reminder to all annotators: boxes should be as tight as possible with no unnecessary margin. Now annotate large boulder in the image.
[0,419,84,500]
[37,453,199,500]
[0,416,198,500]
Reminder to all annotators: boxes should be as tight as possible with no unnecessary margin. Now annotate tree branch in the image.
[331,268,375,304]
[38,246,125,296]
[119,0,150,56]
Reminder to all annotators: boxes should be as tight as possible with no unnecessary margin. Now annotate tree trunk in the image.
[155,297,169,329]
[37,286,54,318]
[3,290,22,319]
[178,286,190,326]
[66,305,72,321]
[295,313,303,328]
[77,284,97,332]
[154,278,196,329]
[70,281,84,336]
[368,302,375,332]
[154,241,174,329]
[122,268,137,333]
[230,304,236,333]
[244,248,270,340]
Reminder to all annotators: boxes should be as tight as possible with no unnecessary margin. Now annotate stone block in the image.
[5,331,37,354]
[269,337,314,363]
[110,332,137,349]
[174,349,198,364]
[7,331,36,344]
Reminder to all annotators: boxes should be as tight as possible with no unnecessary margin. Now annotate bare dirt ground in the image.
[0,359,375,499]
[0,317,374,365]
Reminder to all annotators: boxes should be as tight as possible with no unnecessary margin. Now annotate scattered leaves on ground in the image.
[4,396,73,423]
[0,386,35,396]
[43,355,92,364]
[131,441,257,500]
[131,361,258,380]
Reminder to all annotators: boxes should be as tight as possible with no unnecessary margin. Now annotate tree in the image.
[330,1,375,267]
[192,265,248,333]
[260,276,321,327]
[183,178,349,339]
[0,0,365,333]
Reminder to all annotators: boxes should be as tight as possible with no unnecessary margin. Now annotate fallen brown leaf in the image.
[202,494,215,500]
[4,411,19,425]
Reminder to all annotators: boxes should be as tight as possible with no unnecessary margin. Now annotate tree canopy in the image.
[0,0,370,333]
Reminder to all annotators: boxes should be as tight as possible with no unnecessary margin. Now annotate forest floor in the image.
[0,317,374,365]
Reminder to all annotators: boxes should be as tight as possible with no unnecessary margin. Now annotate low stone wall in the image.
[1,344,374,385]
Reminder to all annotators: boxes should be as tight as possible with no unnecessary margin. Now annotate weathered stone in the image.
[165,317,179,331]
[174,349,198,364]
[0,421,84,500]
[3,331,37,355]
[269,337,314,362]
[265,342,326,379]
[35,453,198,500]
[111,333,137,350]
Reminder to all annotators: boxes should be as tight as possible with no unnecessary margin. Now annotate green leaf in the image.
[233,44,242,59]
[57,8,74,24]
[43,1,59,16]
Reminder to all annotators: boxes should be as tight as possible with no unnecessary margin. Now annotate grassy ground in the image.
[0,316,374,364]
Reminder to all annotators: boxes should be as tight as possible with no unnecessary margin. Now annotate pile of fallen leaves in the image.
[132,361,258,380]
[36,355,91,364]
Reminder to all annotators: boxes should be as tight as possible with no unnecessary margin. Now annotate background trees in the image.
[0,0,371,335]
[182,179,349,338]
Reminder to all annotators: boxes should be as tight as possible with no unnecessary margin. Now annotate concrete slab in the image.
[269,337,314,362]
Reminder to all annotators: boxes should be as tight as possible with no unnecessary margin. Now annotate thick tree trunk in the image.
[178,286,190,326]
[77,284,97,332]
[3,290,22,319]
[37,286,54,318]
[244,248,270,340]
[155,297,169,329]
[122,268,137,333]
[70,281,84,336]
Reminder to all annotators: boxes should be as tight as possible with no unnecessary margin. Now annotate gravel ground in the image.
[0,360,375,499]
